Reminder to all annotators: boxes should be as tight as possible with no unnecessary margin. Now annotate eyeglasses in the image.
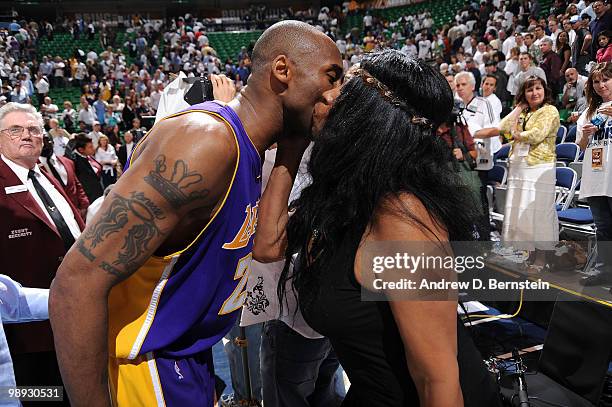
[0,125,44,139]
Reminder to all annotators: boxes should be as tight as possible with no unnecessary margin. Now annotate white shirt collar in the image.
[1,154,39,185]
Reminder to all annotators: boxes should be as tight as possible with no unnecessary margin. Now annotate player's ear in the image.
[271,55,292,86]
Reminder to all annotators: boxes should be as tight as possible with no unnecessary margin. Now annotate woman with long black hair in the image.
[254,49,500,406]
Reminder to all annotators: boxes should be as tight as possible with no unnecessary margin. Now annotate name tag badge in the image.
[4,184,28,194]
[591,147,604,171]
[515,142,530,157]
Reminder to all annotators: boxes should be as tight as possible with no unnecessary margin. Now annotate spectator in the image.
[94,134,118,188]
[39,134,89,217]
[39,96,59,122]
[10,83,28,104]
[589,1,612,58]
[400,38,417,58]
[47,118,71,157]
[60,101,77,133]
[512,52,547,96]
[556,31,573,78]
[117,130,134,169]
[87,121,103,148]
[561,67,589,114]
[576,62,612,286]
[455,71,500,238]
[129,117,146,143]
[71,133,104,202]
[92,98,106,125]
[77,99,96,130]
[484,61,511,105]
[539,37,563,95]
[0,103,84,394]
[571,14,593,75]
[52,56,65,88]
[499,75,560,271]
[481,74,503,122]
[34,73,49,105]
[596,30,612,62]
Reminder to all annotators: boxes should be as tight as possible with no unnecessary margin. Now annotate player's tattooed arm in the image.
[144,154,211,209]
[76,191,167,278]
[49,116,237,407]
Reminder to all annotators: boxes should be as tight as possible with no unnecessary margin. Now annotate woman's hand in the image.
[597,105,612,116]
[581,123,599,138]
[211,74,236,103]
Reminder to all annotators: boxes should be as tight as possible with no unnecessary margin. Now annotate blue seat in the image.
[556,167,578,211]
[556,125,567,144]
[556,143,580,164]
[494,144,511,161]
[565,125,577,143]
[556,167,577,189]
[557,207,593,224]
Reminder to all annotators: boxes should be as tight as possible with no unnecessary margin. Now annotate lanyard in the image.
[522,110,534,131]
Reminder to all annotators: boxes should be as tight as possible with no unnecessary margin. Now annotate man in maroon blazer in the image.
[0,102,84,398]
[39,135,90,219]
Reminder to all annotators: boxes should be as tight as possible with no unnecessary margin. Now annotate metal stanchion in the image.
[233,326,261,406]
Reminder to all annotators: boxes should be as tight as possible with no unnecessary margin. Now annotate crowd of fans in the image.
[0,0,609,262]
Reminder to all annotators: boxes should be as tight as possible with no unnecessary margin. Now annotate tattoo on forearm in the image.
[144,154,210,209]
[77,240,96,262]
[77,191,167,277]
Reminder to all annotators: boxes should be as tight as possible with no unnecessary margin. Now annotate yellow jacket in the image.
[500,104,559,166]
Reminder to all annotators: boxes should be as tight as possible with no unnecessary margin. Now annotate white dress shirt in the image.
[125,142,134,160]
[1,155,81,240]
[39,155,68,186]
[0,274,49,401]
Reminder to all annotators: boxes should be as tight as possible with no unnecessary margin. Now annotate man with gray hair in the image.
[539,37,562,95]
[455,71,500,239]
[0,102,84,399]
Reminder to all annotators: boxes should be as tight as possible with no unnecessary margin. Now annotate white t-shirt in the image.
[461,96,502,153]
[418,39,431,59]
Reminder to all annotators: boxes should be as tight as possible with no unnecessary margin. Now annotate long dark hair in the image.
[586,62,612,119]
[279,50,479,311]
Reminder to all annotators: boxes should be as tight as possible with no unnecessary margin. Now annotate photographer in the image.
[436,106,484,232]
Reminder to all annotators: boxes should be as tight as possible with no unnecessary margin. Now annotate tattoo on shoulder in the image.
[144,154,210,209]
[76,191,167,278]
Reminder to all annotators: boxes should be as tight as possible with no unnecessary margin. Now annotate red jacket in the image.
[0,158,85,354]
[597,44,612,63]
[41,155,90,215]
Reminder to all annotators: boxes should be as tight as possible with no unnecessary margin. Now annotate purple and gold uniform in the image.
[107,102,261,406]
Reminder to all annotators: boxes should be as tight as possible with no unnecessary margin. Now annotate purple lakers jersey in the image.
[108,101,261,360]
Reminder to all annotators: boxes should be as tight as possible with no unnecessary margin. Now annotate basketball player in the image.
[49,21,343,407]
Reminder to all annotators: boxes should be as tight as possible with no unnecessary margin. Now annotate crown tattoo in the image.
[144,154,210,209]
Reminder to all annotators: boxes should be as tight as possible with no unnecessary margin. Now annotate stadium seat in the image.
[555,125,567,144]
[555,167,578,211]
[556,143,580,165]
[565,125,577,143]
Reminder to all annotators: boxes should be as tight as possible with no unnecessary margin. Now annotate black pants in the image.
[261,320,343,407]
[587,196,612,276]
[12,351,70,406]
[477,170,491,241]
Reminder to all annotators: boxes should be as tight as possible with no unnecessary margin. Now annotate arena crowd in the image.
[0,0,611,405]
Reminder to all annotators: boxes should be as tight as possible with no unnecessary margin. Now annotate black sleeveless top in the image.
[299,237,501,407]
